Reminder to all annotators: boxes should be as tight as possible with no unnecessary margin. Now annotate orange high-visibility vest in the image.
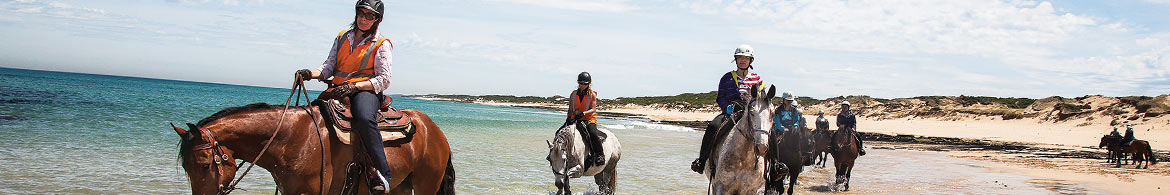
[331,30,392,86]
[572,90,598,123]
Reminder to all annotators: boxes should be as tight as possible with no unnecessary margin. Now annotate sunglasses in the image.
[357,10,379,20]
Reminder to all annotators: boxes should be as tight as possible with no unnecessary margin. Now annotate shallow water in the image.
[0,67,1103,194]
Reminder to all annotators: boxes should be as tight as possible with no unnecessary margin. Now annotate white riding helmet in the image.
[734,44,755,58]
[818,110,825,115]
[841,100,851,106]
[781,91,795,101]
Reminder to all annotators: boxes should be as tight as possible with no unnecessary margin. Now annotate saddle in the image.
[315,93,415,145]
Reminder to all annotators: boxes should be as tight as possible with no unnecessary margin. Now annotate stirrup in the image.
[370,171,390,194]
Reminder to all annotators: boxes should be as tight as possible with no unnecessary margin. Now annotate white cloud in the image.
[488,0,637,12]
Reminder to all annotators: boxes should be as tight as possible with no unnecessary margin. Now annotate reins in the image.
[218,76,319,195]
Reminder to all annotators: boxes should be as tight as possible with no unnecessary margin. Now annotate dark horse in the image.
[172,103,455,194]
[829,127,860,191]
[1099,134,1129,165]
[1098,135,1157,169]
[810,129,832,168]
[765,125,815,195]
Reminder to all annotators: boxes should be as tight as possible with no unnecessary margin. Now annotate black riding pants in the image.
[698,114,730,160]
[575,121,603,155]
[350,91,392,177]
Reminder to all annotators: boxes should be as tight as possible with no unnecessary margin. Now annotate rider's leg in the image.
[693,114,727,173]
[586,122,605,166]
[854,131,866,156]
[575,121,599,165]
[351,91,392,191]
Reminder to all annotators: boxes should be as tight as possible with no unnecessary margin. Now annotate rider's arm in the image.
[716,73,737,112]
[365,41,393,92]
[582,92,597,116]
[315,32,344,81]
[567,91,577,118]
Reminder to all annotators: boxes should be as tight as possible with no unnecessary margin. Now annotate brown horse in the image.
[810,129,832,168]
[172,103,455,195]
[829,127,860,191]
[1099,135,1157,169]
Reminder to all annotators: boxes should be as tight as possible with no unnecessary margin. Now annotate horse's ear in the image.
[186,123,199,132]
[171,123,187,136]
[546,140,553,149]
[766,85,776,100]
[750,85,760,99]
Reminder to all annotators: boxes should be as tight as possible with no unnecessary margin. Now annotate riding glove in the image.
[332,83,358,97]
[295,69,313,81]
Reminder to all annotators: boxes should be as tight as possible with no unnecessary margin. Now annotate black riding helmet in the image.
[356,0,384,16]
[354,0,385,35]
[577,72,591,84]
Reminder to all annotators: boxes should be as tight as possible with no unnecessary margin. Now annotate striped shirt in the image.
[734,72,763,95]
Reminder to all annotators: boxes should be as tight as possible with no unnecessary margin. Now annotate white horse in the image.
[705,85,776,195]
[546,120,622,195]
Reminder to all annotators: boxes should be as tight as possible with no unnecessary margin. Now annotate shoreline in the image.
[411,96,715,129]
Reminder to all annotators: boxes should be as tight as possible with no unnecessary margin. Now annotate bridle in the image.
[189,127,237,195]
[186,78,323,195]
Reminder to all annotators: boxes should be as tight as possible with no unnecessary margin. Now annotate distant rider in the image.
[772,91,804,137]
[295,0,394,192]
[831,101,866,156]
[815,110,830,131]
[568,72,605,166]
[1121,124,1136,147]
[692,45,765,173]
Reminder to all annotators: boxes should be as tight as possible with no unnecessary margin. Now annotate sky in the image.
[0,0,1168,99]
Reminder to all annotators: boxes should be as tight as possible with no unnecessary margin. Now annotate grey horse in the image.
[546,119,622,195]
[705,85,777,195]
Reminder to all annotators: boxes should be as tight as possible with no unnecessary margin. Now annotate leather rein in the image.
[190,77,323,195]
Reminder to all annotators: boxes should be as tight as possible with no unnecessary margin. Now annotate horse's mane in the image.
[180,102,286,161]
[195,103,286,128]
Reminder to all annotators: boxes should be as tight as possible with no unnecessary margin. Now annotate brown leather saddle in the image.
[315,91,415,145]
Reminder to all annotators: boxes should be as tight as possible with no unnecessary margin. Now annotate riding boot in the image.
[586,123,605,166]
[855,131,866,156]
[693,114,726,173]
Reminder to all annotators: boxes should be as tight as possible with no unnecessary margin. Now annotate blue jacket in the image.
[716,72,741,112]
[773,107,804,133]
[815,116,830,130]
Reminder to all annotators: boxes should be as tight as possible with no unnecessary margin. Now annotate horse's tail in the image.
[1147,143,1157,165]
[438,153,456,195]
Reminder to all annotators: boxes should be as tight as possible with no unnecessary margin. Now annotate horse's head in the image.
[798,128,817,166]
[173,123,238,195]
[546,124,574,181]
[741,85,777,155]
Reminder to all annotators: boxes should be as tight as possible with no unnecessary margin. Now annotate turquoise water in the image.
[0,67,1100,194]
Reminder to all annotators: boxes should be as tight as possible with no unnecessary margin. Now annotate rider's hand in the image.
[574,112,585,119]
[295,69,313,81]
[332,83,358,97]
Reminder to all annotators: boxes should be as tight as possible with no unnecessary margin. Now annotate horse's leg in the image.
[787,171,797,195]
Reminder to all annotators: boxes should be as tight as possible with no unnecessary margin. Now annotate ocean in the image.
[0,67,1098,194]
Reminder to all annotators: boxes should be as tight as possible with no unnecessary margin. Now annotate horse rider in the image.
[815,110,830,131]
[568,72,605,166]
[1121,124,1136,147]
[295,0,393,191]
[1109,126,1121,137]
[772,91,804,140]
[831,101,866,156]
[692,44,766,173]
